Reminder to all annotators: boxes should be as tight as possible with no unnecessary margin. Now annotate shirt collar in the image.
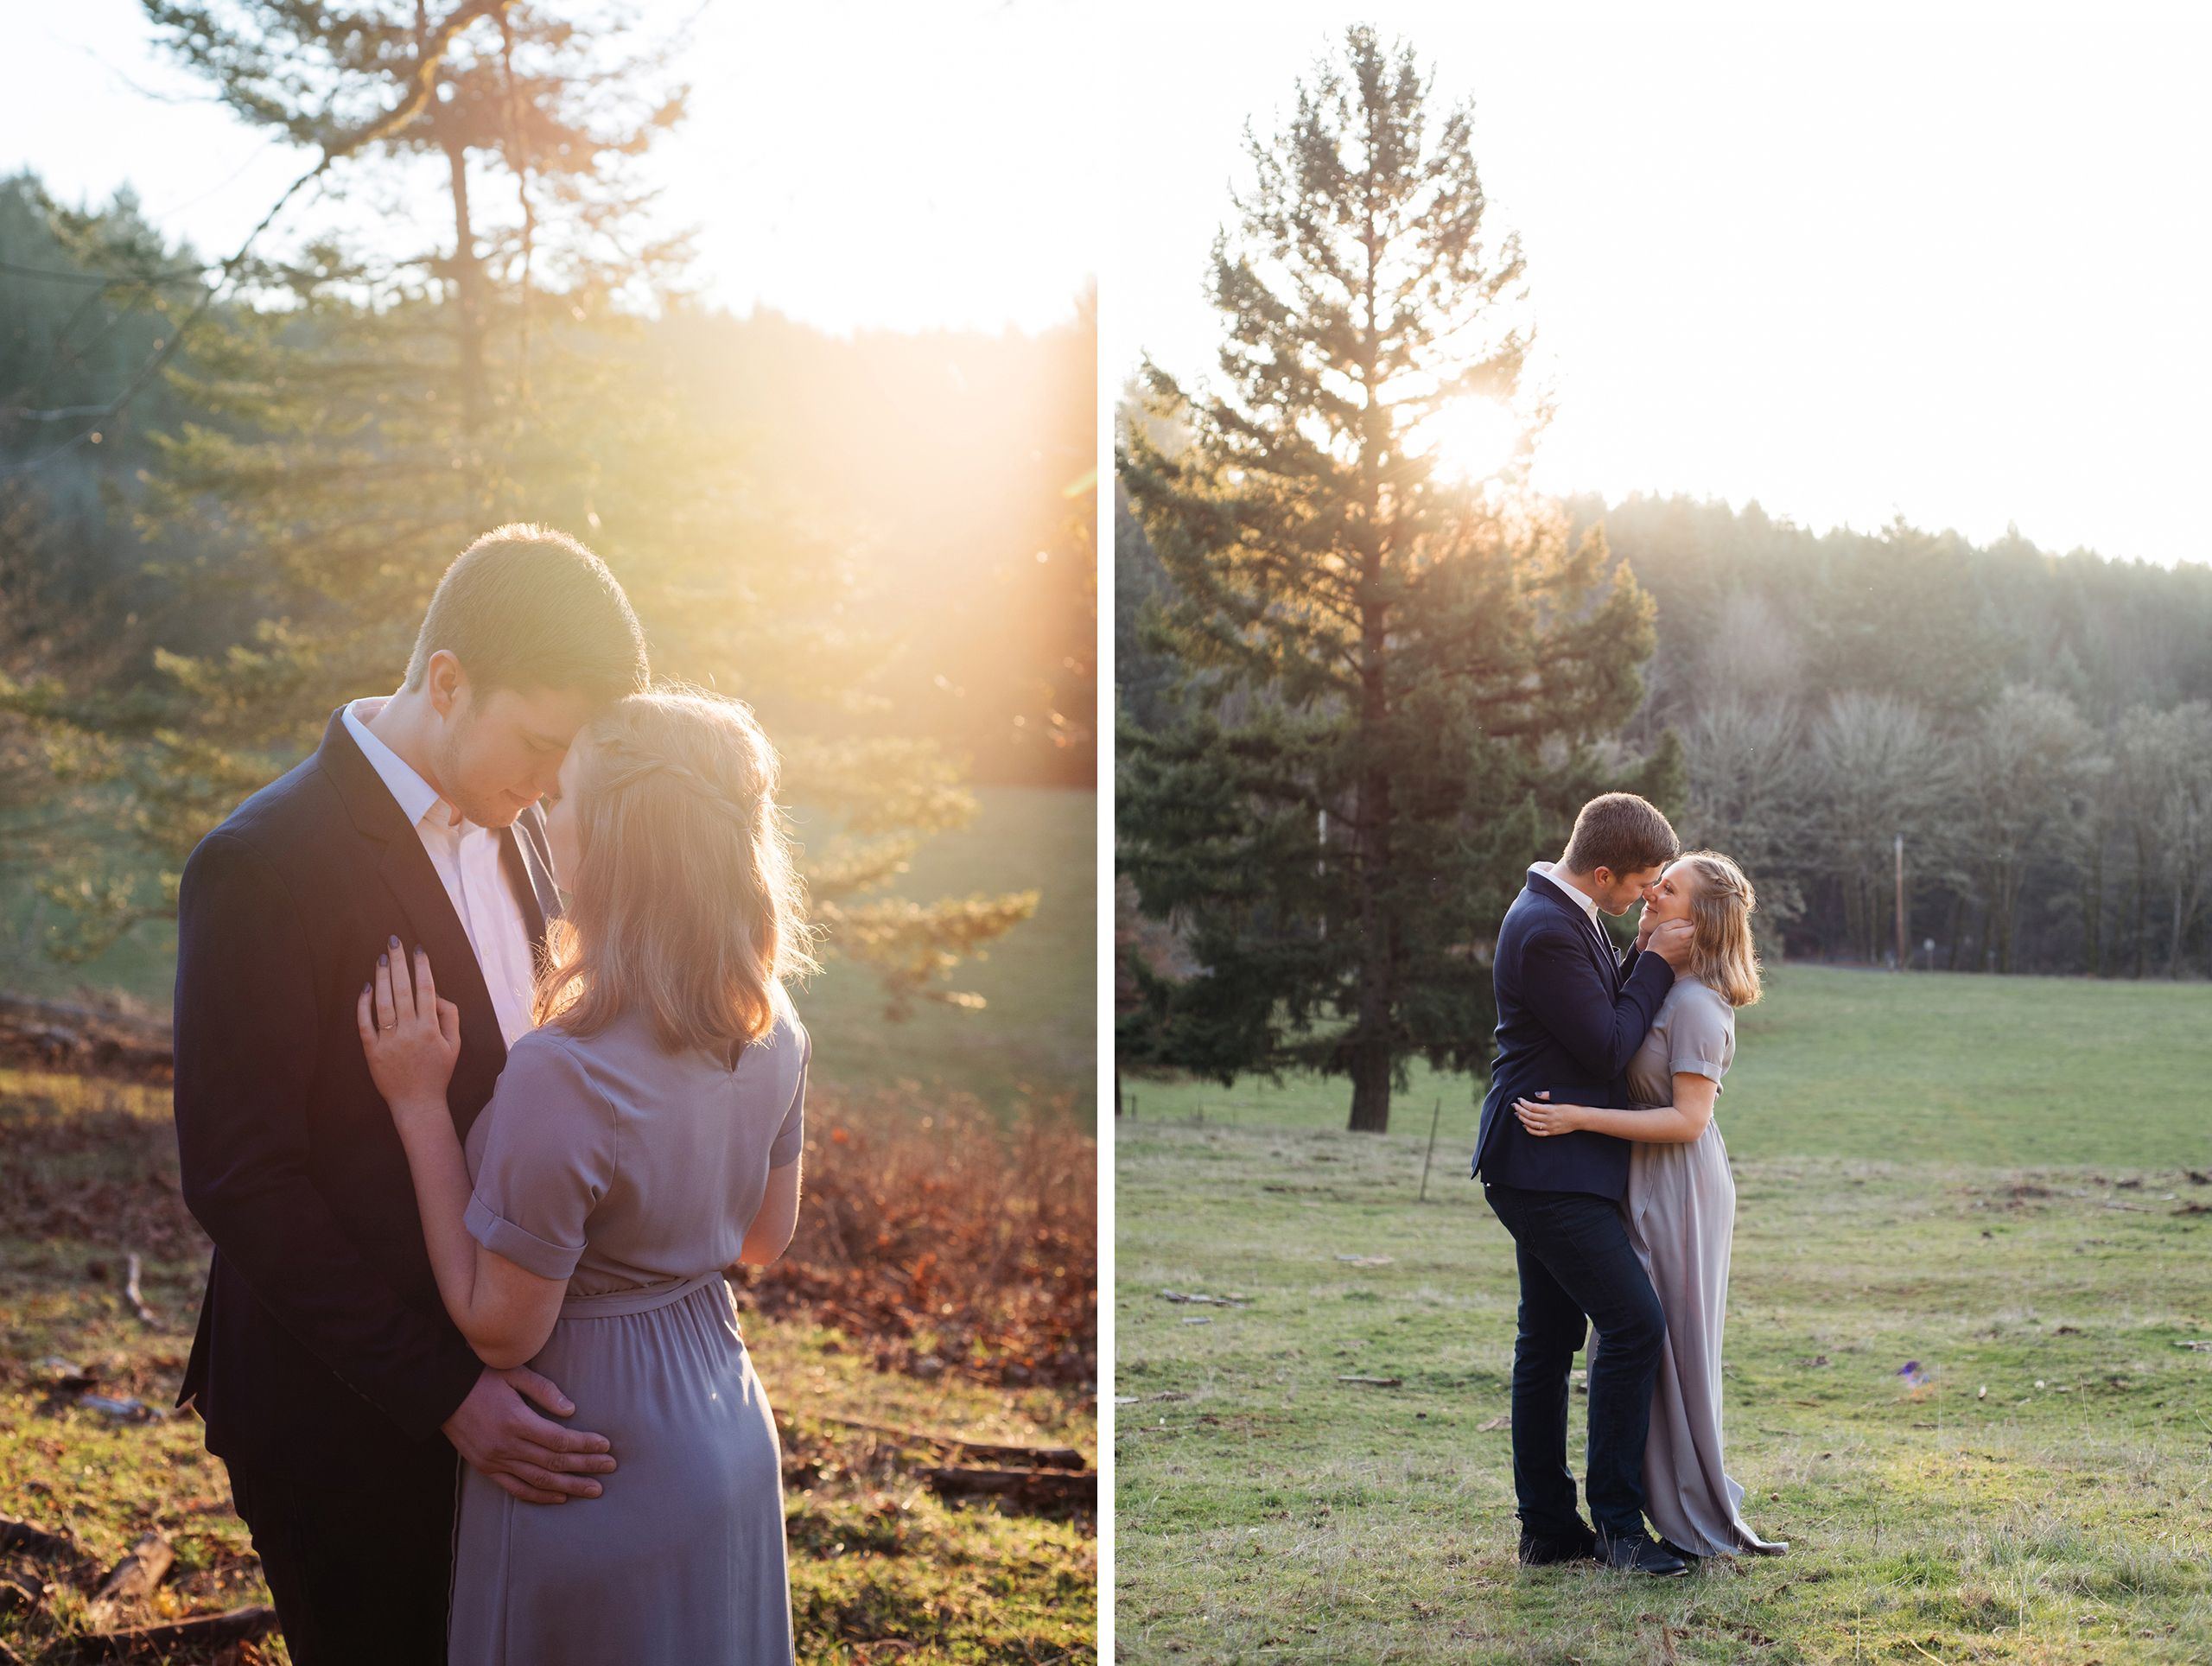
[1529,859,1602,925]
[344,697,468,836]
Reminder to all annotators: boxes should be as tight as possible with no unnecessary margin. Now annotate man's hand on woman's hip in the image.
[442,1366,616,1506]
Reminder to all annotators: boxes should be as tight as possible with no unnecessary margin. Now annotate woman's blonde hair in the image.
[1673,849,1762,1008]
[534,685,817,1054]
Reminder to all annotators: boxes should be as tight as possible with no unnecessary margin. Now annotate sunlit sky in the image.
[1110,3,2212,566]
[0,0,1096,334]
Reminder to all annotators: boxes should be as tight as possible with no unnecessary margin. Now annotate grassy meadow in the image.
[0,1065,1096,1664]
[1115,966,2212,1663]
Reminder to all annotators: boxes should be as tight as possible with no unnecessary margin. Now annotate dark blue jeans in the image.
[1483,1181,1666,1542]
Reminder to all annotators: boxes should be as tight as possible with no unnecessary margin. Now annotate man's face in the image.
[424,655,601,829]
[1591,862,1667,917]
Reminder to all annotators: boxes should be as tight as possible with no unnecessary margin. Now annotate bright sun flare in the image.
[1410,397,1523,484]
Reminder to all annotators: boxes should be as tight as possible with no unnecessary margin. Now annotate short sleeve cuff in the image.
[769,1123,804,1168]
[464,1192,583,1281]
[1669,1054,1726,1083]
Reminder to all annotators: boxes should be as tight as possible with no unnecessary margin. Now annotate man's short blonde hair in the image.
[404,524,648,702]
[1562,792,1679,877]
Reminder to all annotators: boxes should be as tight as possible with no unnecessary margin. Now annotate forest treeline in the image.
[1121,484,2212,980]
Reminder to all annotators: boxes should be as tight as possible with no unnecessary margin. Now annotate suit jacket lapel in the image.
[378,834,508,1104]
[315,708,508,1136]
[1528,873,1622,985]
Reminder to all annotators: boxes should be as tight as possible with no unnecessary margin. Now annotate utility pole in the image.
[1895,834,1907,973]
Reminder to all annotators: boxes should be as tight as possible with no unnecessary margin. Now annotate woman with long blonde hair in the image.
[1511,849,1786,1561]
[357,685,816,1664]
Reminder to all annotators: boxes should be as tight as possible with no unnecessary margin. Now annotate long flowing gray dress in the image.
[1621,978,1786,1559]
[448,1003,810,1665]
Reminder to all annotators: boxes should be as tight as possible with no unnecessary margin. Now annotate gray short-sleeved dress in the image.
[1622,978,1785,1559]
[448,1003,810,1665]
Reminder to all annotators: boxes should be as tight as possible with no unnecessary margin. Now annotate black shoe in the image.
[1594,1530,1690,1576]
[1516,1526,1598,1567]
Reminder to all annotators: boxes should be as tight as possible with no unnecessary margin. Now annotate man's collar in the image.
[1529,859,1602,922]
[343,697,458,833]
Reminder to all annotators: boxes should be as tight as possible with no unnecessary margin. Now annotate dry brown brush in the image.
[732,1086,1097,1389]
[0,1065,1096,1391]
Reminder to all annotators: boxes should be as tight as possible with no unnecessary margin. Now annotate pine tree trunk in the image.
[1345,603,1395,1133]
[1344,178,1394,1136]
[442,126,486,441]
[1345,757,1395,1133]
[1347,1036,1393,1134]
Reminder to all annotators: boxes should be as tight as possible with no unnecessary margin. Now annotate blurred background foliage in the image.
[0,1,1096,1115]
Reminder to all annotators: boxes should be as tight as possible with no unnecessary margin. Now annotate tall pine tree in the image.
[1118,27,1671,1133]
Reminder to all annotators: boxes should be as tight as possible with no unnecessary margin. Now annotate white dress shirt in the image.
[1529,859,1618,966]
[346,699,540,1048]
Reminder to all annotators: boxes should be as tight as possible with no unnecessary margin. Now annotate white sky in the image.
[0,0,1097,334]
[1109,3,2212,566]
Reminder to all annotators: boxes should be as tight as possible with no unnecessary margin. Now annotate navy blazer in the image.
[173,707,560,1478]
[1471,872,1675,1199]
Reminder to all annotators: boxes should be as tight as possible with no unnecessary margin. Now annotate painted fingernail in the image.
[389,934,401,947]
[379,952,388,966]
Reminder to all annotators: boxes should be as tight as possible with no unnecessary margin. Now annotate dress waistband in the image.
[557,1269,728,1319]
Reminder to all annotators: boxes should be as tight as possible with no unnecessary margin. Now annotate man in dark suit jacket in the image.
[1472,792,1694,1576]
[172,525,650,1665]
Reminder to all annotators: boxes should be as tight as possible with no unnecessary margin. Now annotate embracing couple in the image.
[171,525,813,1663]
[1472,792,1786,1576]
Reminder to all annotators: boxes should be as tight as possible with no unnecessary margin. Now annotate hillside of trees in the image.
[1122,482,2212,979]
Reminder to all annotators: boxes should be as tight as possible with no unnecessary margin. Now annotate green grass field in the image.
[1115,966,2212,1664]
[0,1065,1095,1664]
[2,785,1096,1119]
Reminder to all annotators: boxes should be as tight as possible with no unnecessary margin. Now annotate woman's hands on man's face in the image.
[357,936,462,1117]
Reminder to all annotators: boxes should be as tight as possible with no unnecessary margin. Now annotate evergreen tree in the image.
[1118,27,1669,1133]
